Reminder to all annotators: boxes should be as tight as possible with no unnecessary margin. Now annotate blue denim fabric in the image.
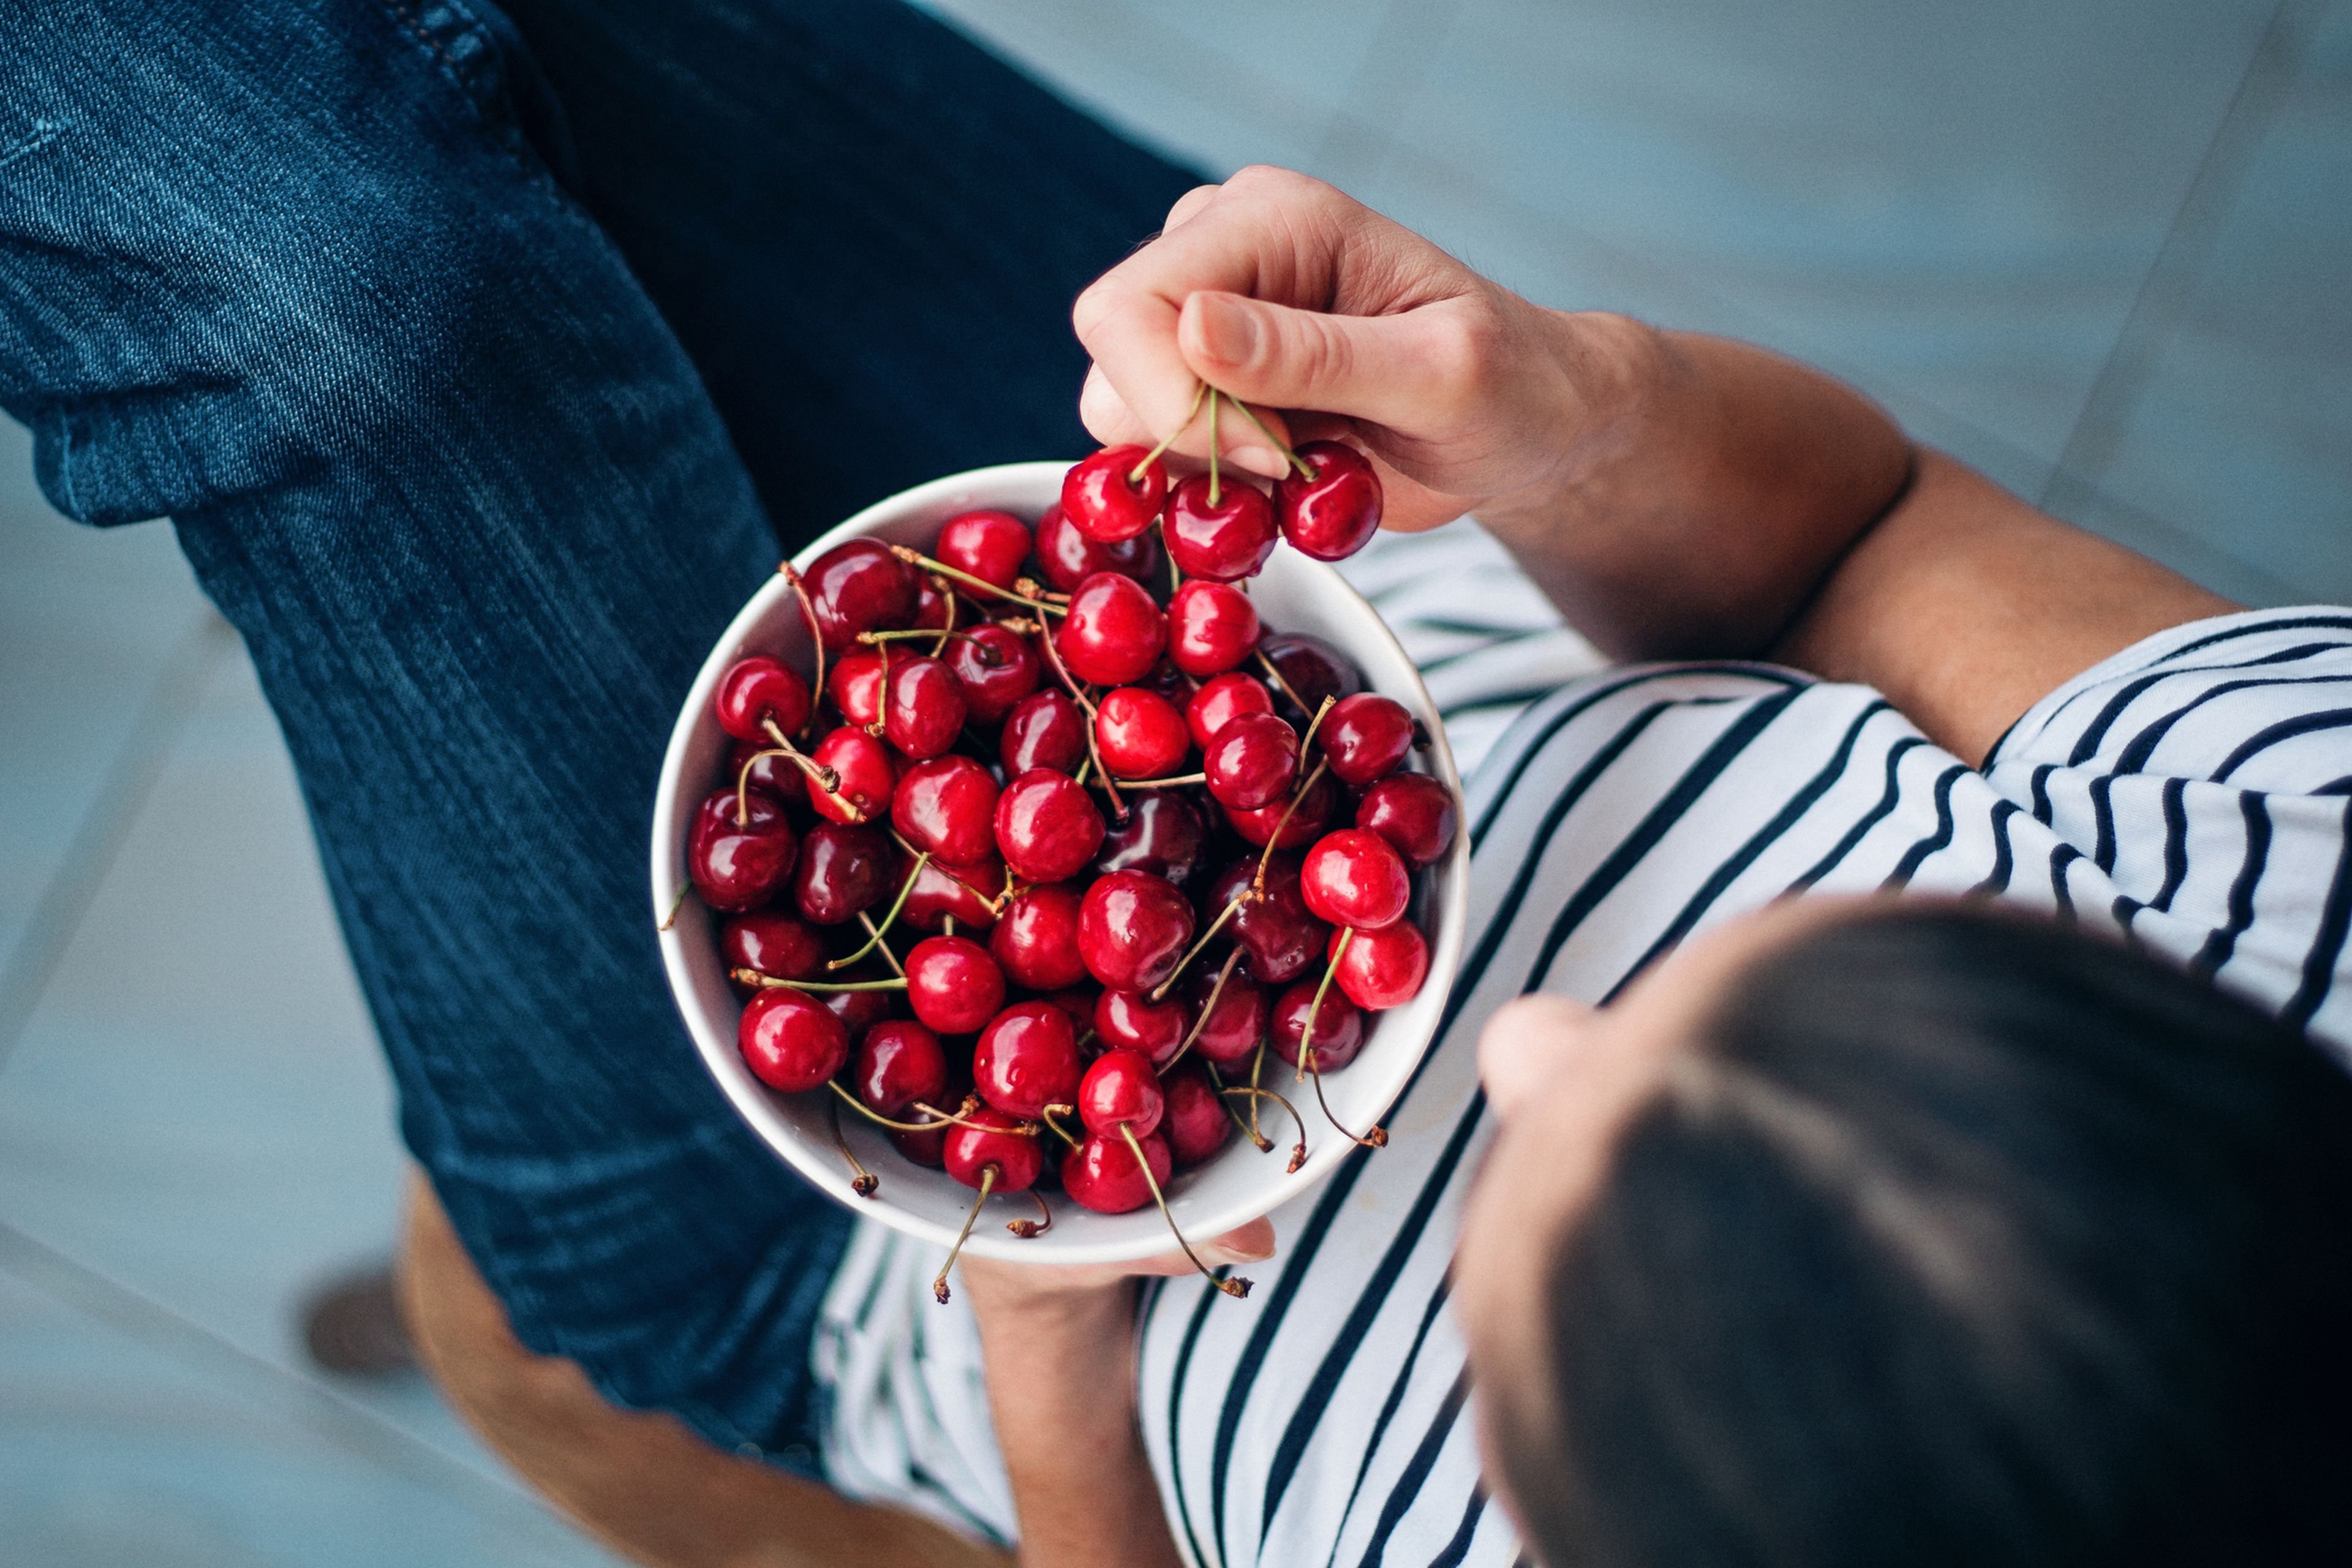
[0,0,1196,1468]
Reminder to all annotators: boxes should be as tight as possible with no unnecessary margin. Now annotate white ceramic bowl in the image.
[652,461,1469,1264]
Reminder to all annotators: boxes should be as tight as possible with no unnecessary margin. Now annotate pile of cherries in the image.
[679,418,1457,1302]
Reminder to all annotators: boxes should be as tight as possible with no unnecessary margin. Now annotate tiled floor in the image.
[2,2,2345,1562]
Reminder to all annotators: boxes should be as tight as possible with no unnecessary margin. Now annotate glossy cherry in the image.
[881,655,967,760]
[1093,789,1206,884]
[1275,440,1383,561]
[1330,921,1429,1010]
[1204,856,1329,986]
[715,656,812,744]
[729,741,806,799]
[1078,869,1196,993]
[1183,963,1268,1067]
[905,935,1006,1035]
[902,854,1004,934]
[973,1000,1083,1119]
[808,725,896,824]
[1203,711,1300,811]
[942,623,1039,725]
[1185,671,1276,748]
[1300,827,1412,930]
[1094,686,1190,780]
[688,788,799,911]
[990,882,1090,991]
[891,755,1000,865]
[1093,989,1191,1068]
[912,571,952,631]
[1163,472,1278,581]
[1271,978,1366,1071]
[737,988,850,1093]
[1356,773,1457,869]
[1038,987,1099,1030]
[1034,503,1164,592]
[802,538,918,650]
[720,911,827,987]
[1061,445,1169,543]
[1061,1126,1172,1215]
[827,646,905,730]
[1159,1063,1234,1167]
[1223,766,1338,848]
[1259,632,1363,722]
[994,769,1106,884]
[815,962,899,1036]
[1057,572,1166,687]
[1166,579,1260,678]
[1320,693,1414,787]
[793,821,896,925]
[1078,1048,1166,1137]
[944,1106,1045,1193]
[891,1118,950,1168]
[855,1019,949,1117]
[1000,689,1088,775]
[934,508,1033,590]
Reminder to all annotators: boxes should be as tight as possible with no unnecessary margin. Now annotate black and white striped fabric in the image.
[813,524,2352,1565]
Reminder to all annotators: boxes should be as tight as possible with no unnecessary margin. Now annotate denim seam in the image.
[371,1,591,230]
[0,120,62,172]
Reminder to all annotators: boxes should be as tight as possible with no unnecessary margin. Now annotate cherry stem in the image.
[1252,754,1333,894]
[1040,1104,1083,1150]
[1247,1041,1268,1144]
[1206,1063,1276,1152]
[1120,1123,1249,1298]
[1308,1054,1388,1150]
[930,574,957,657]
[886,828,1009,916]
[861,625,992,647]
[1118,772,1207,789]
[933,1163,998,1304]
[1297,927,1352,1083]
[1007,1189,1052,1238]
[826,1081,995,1137]
[1159,948,1243,1073]
[1152,900,1246,1004]
[827,1096,880,1198]
[856,911,907,977]
[1129,381,1208,483]
[778,562,824,739]
[731,968,908,993]
[1221,394,1316,481]
[658,883,691,933]
[1220,1084,1310,1173]
[758,719,857,821]
[1251,650,1313,718]
[889,545,1063,616]
[914,1096,1044,1137]
[1207,389,1223,508]
[828,852,928,970]
[1166,518,1181,597]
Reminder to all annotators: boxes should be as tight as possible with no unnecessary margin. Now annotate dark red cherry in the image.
[1204,711,1300,811]
[1095,686,1190,780]
[1223,766,1337,848]
[1275,440,1383,561]
[1204,856,1329,986]
[1093,789,1207,884]
[1330,921,1428,1011]
[688,788,799,912]
[1039,986,1100,1031]
[891,755,1000,866]
[1259,632,1363,723]
[793,821,897,925]
[1185,671,1276,748]
[1166,580,1261,678]
[882,655,967,760]
[1062,1126,1171,1214]
[994,769,1106,884]
[943,623,1040,725]
[1093,989,1192,1068]
[1301,828,1412,930]
[737,988,850,1093]
[1160,1063,1234,1167]
[1357,773,1458,869]
[804,539,918,650]
[1163,472,1278,581]
[1078,1048,1166,1136]
[944,1106,1045,1193]
[1058,572,1166,687]
[990,883,1090,990]
[892,1117,950,1168]
[715,656,813,744]
[1078,869,1196,993]
[808,726,896,824]
[827,647,905,731]
[1271,978,1366,1070]
[973,1000,1083,1118]
[905,935,1006,1035]
[818,964,899,1036]
[1061,446,1169,543]
[935,508,1033,590]
[1036,503,1131,592]
[1184,964,1268,1067]
[856,1019,949,1117]
[902,854,1004,934]
[1321,693,1414,787]
[1000,689,1088,775]
[720,911,827,989]
[728,741,807,799]
[913,571,952,631]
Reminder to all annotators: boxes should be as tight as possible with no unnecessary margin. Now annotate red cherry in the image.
[816,962,900,1036]
[1330,921,1429,1011]
[994,769,1106,883]
[808,726,896,824]
[1000,688,1088,775]
[728,741,809,799]
[1093,789,1207,884]
[1184,964,1268,1066]
[1204,711,1300,811]
[855,1019,949,1117]
[905,935,1006,1035]
[1078,1047,1166,1136]
[990,883,1090,990]
[1275,440,1383,561]
[737,988,850,1093]
[1058,572,1166,687]
[1271,978,1365,1069]
[892,1118,950,1168]
[935,509,1033,590]
[1038,986,1100,1031]
[902,854,1005,934]
[943,623,1040,725]
[1093,989,1192,1068]
[715,656,813,744]
[1166,580,1261,677]
[1259,632,1363,723]
[1223,767,1338,848]
[1185,671,1276,748]
[1061,446,1169,543]
[1061,1126,1172,1213]
[1160,1063,1234,1167]
[793,821,897,925]
[1095,686,1191,780]
[1300,828,1412,930]
[1321,693,1414,787]
[913,571,953,631]
[1035,503,1166,592]
[1204,856,1330,986]
[891,755,1000,865]
[1356,773,1458,869]
[881,655,968,760]
[973,1000,1083,1118]
[803,539,918,650]
[944,1106,1045,1193]
[688,788,799,911]
[1163,472,1278,581]
[827,647,905,730]
[720,911,827,989]
[1078,869,1196,993]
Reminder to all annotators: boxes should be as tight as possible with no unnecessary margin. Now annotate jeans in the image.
[0,0,1196,1469]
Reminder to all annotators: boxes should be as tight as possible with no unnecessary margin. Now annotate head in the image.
[1457,897,2352,1567]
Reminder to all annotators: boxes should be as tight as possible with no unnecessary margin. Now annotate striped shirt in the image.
[812,522,2352,1565]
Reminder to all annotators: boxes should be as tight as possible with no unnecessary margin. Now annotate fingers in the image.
[1163,182,1224,233]
[1176,292,1468,435]
[1127,1215,1279,1277]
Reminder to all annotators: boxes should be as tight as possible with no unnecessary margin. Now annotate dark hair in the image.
[1496,903,2352,1568]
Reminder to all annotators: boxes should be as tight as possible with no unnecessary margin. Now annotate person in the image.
[8,6,2349,1566]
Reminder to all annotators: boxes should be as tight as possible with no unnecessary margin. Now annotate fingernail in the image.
[1193,295,1262,368]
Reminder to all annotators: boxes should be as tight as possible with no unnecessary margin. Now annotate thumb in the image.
[1178,291,1444,434]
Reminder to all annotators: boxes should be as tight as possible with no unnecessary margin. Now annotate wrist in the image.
[1476,307,1657,539]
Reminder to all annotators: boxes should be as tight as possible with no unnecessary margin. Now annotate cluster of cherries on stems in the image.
[676,389,1457,1303]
